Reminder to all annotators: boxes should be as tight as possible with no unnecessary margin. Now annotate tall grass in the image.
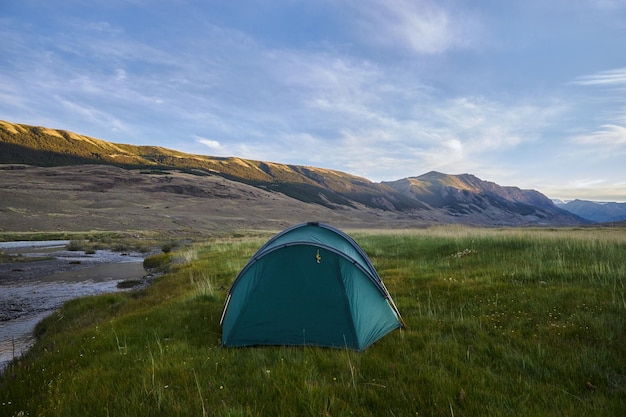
[1,227,624,416]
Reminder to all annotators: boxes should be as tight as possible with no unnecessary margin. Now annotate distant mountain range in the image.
[0,120,588,228]
[553,199,626,223]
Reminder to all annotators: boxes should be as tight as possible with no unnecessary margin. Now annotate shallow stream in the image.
[0,241,147,371]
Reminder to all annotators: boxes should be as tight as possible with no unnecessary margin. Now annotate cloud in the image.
[541,171,626,202]
[572,124,626,150]
[572,68,626,87]
[190,38,567,181]
[568,68,626,158]
[194,136,223,150]
[541,184,626,202]
[341,0,480,54]
[570,178,607,188]
[242,85,558,181]
[583,0,626,11]
[54,95,130,134]
[114,69,127,81]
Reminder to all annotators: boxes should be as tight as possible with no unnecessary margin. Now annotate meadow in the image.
[1,226,625,416]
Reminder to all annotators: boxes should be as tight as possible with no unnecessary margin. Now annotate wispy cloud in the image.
[56,96,130,133]
[570,178,607,188]
[341,0,481,54]
[572,124,626,150]
[572,68,626,87]
[583,0,626,11]
[568,68,626,159]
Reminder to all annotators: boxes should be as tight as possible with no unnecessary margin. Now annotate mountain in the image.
[0,120,585,230]
[554,199,626,223]
[384,172,582,226]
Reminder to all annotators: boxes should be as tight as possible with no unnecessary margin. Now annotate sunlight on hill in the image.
[0,120,24,135]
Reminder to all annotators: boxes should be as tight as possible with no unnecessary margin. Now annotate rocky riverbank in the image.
[0,242,149,371]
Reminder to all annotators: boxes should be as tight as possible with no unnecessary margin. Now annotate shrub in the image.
[143,252,172,270]
[66,239,86,251]
[161,241,177,253]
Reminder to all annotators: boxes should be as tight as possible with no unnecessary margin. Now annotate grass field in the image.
[1,226,625,416]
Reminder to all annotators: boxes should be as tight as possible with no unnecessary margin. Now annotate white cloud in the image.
[55,95,130,134]
[114,69,127,81]
[570,178,607,188]
[195,136,223,150]
[240,89,557,181]
[572,68,626,87]
[223,44,567,180]
[342,0,480,54]
[572,124,626,150]
[569,69,626,159]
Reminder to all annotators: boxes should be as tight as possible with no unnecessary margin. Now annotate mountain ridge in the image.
[554,199,626,223]
[0,120,586,229]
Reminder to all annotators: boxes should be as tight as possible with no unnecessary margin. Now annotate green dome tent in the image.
[220,222,404,351]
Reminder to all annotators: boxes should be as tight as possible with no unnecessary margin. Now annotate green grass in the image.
[1,227,625,416]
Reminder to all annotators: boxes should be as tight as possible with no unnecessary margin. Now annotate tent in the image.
[220,222,404,351]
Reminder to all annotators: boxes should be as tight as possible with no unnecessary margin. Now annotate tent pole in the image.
[219,293,232,326]
[380,280,406,328]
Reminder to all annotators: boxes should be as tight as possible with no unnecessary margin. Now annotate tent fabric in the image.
[220,222,403,351]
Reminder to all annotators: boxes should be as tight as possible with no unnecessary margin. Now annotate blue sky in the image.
[2,0,625,201]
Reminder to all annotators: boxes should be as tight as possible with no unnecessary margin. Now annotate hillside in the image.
[0,120,414,212]
[0,120,585,231]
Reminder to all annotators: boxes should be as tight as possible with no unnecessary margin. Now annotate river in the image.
[0,241,148,371]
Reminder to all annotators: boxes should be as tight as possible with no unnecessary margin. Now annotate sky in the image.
[1,0,626,202]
